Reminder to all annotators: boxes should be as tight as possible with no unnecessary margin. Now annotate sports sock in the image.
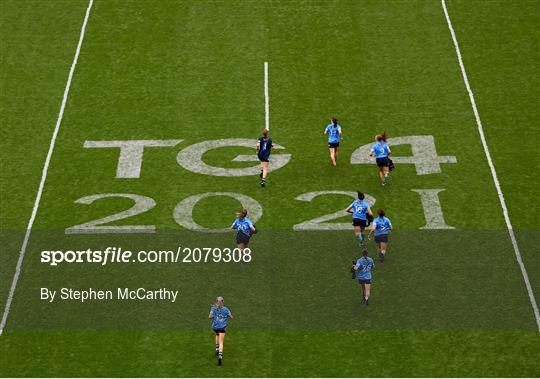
[215,344,219,351]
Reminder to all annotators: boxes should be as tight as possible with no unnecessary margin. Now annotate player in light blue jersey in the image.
[231,208,257,251]
[352,249,375,305]
[346,192,373,248]
[369,132,392,185]
[368,209,393,262]
[256,129,273,187]
[324,117,342,166]
[208,296,233,366]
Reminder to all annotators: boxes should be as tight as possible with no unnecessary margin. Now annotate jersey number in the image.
[293,191,375,231]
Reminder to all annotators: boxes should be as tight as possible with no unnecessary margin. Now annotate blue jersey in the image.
[356,257,375,280]
[348,199,371,220]
[258,137,273,159]
[210,305,232,330]
[325,124,342,143]
[371,141,389,158]
[373,216,392,236]
[232,217,254,237]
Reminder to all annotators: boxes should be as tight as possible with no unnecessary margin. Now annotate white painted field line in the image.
[0,0,94,336]
[442,0,540,331]
[264,61,270,131]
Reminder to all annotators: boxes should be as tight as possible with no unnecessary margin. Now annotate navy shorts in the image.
[353,218,367,227]
[328,142,340,148]
[358,279,371,285]
[258,155,269,163]
[375,234,389,243]
[236,233,251,245]
[214,329,226,334]
[376,157,389,167]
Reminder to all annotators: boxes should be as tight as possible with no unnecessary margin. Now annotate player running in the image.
[231,208,257,251]
[368,209,393,262]
[346,192,373,248]
[256,129,273,187]
[352,249,375,305]
[369,132,391,185]
[324,117,342,166]
[209,296,233,366]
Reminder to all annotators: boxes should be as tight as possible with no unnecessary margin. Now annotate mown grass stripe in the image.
[0,0,95,336]
[441,0,540,330]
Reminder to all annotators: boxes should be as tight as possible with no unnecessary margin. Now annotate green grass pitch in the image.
[1,0,539,376]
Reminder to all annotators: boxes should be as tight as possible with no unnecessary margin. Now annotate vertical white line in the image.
[0,0,94,336]
[264,61,270,131]
[442,0,540,331]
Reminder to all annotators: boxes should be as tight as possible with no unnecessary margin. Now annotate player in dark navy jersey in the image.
[257,129,273,187]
